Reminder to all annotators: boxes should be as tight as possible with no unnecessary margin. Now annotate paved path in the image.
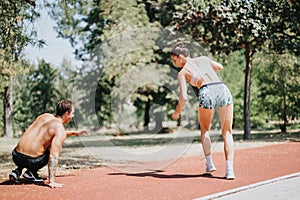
[0,142,299,200]
[197,172,300,200]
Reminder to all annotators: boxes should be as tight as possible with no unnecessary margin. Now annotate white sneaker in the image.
[9,170,20,183]
[225,170,235,180]
[225,160,235,180]
[23,170,44,182]
[206,164,216,173]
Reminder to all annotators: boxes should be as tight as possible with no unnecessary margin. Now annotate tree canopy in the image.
[0,0,299,137]
[168,0,300,138]
[0,0,43,137]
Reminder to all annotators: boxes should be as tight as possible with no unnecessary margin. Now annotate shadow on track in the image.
[0,178,48,187]
[108,171,225,179]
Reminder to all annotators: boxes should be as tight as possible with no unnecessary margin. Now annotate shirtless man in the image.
[9,99,87,188]
[170,42,235,179]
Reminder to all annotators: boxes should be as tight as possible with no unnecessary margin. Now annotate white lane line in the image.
[194,172,300,200]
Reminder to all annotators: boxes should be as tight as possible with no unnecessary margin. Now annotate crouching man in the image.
[9,99,87,188]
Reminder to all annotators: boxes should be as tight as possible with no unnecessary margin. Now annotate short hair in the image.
[171,41,190,57]
[56,100,73,116]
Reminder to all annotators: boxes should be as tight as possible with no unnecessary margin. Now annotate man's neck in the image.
[55,115,64,124]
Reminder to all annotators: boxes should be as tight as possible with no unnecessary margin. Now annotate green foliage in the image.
[261,0,300,55]
[255,52,300,130]
[217,51,245,128]
[40,0,300,135]
[172,0,300,55]
[13,60,61,132]
[143,0,189,27]
[29,60,60,114]
[0,0,45,137]
[0,94,3,136]
[47,0,96,60]
[166,0,300,136]
[57,58,77,100]
[13,66,35,133]
[0,0,42,85]
[48,0,178,131]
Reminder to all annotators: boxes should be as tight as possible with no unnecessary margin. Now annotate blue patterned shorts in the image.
[198,82,233,109]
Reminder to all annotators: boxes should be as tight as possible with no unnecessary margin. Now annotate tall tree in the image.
[256,52,300,132]
[13,63,35,133]
[29,60,60,115]
[57,58,76,100]
[48,0,176,131]
[0,0,42,137]
[14,60,68,133]
[170,0,300,139]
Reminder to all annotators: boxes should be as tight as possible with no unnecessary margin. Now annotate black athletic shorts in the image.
[12,148,50,172]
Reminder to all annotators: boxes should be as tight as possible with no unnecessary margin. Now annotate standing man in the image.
[9,99,87,188]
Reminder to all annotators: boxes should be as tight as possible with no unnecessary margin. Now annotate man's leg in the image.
[9,149,24,183]
[22,150,49,182]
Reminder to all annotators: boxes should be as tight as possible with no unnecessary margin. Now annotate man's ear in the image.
[62,112,68,119]
[178,54,185,59]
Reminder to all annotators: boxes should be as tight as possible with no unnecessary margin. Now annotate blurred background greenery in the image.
[0,0,299,139]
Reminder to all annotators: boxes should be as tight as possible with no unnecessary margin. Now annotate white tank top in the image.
[184,56,221,87]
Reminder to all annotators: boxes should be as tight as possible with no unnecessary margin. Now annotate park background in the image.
[1,0,299,141]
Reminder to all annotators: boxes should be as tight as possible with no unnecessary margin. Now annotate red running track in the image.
[0,142,299,200]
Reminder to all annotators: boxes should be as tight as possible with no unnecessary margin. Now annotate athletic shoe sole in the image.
[23,172,44,182]
[225,175,235,180]
[9,173,20,184]
[206,166,217,173]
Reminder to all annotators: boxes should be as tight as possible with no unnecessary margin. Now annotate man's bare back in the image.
[16,113,66,157]
[10,100,87,188]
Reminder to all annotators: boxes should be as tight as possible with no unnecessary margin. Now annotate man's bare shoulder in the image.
[37,113,55,119]
[36,114,65,137]
[35,113,62,126]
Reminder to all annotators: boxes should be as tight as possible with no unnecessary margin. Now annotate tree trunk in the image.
[154,110,163,132]
[243,43,253,140]
[280,63,287,133]
[4,76,13,138]
[143,99,151,128]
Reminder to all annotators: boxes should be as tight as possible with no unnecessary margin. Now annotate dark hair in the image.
[171,41,190,57]
[56,100,73,116]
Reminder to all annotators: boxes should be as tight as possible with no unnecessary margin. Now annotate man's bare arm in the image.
[65,130,87,137]
[47,124,66,188]
[48,157,63,188]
